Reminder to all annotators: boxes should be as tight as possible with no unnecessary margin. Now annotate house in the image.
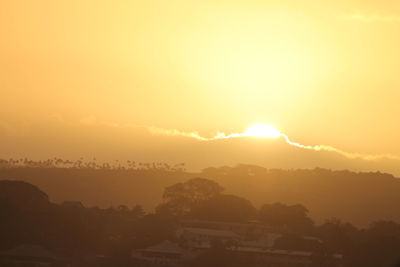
[229,247,343,267]
[132,238,343,267]
[180,219,277,237]
[176,221,343,267]
[131,240,193,267]
[177,227,240,248]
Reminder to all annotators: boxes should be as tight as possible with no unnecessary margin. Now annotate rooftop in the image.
[179,227,239,238]
[140,240,186,254]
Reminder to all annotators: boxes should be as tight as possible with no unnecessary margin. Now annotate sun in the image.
[243,124,282,138]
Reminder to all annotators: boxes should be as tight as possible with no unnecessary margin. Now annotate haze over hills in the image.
[3,1,400,265]
[2,120,399,228]
[1,164,399,227]
[1,120,399,176]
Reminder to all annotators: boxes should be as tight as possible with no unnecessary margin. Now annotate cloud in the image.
[1,117,400,176]
[7,116,400,163]
[147,126,208,141]
[147,124,400,162]
[145,125,400,176]
[281,135,400,161]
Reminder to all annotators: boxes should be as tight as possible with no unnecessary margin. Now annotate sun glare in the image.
[244,124,282,138]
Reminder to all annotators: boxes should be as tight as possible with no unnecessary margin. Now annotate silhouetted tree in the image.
[259,202,314,234]
[274,234,324,252]
[356,220,400,267]
[190,194,256,222]
[317,218,359,254]
[157,177,223,217]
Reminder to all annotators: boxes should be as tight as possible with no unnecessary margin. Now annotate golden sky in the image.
[1,0,400,160]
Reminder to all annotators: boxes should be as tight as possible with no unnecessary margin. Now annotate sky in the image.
[1,0,400,171]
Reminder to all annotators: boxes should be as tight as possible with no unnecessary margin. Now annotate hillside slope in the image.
[0,165,399,226]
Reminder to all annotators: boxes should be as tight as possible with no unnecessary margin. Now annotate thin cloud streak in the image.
[148,126,400,161]
[77,119,400,161]
[148,126,208,141]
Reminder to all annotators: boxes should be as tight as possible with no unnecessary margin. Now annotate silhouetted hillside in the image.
[0,167,191,210]
[0,180,51,212]
[0,164,399,226]
[201,165,400,226]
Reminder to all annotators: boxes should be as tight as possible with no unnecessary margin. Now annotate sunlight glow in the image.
[148,124,400,161]
[243,124,282,138]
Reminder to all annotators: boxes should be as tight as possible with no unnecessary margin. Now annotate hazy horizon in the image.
[1,117,400,176]
[2,0,400,169]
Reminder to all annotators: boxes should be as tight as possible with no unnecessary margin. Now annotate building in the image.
[131,240,193,267]
[177,227,240,248]
[180,219,276,237]
[180,220,284,249]
[132,220,343,267]
[132,239,343,267]
[228,246,343,267]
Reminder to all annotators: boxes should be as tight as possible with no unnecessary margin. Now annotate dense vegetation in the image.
[1,160,400,225]
[1,178,400,266]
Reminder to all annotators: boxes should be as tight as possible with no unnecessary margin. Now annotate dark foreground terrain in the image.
[1,174,400,266]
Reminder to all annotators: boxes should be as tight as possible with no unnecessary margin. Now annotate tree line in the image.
[0,157,186,172]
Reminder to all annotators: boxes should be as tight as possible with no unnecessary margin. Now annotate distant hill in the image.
[0,180,51,212]
[202,165,400,226]
[2,121,400,177]
[0,165,399,226]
